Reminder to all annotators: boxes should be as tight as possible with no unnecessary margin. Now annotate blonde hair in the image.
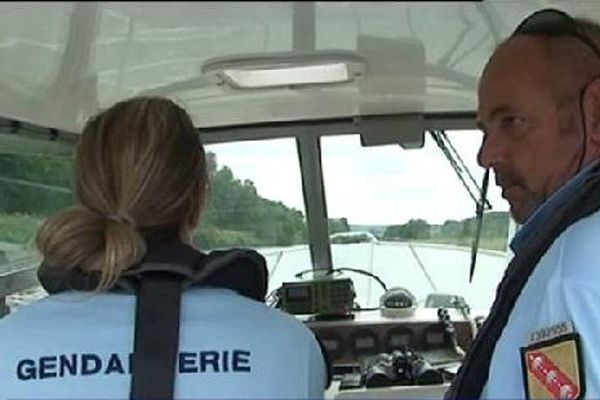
[36,97,207,289]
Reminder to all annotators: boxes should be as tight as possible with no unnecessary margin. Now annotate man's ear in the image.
[583,77,600,144]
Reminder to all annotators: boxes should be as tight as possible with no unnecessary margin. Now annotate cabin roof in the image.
[0,1,597,133]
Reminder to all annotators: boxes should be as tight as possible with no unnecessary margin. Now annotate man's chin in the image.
[510,211,528,225]
[509,203,536,225]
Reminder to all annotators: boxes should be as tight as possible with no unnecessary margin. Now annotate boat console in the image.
[276,276,477,399]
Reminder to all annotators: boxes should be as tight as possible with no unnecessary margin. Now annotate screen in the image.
[286,286,310,300]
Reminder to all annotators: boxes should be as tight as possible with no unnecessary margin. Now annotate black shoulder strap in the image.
[130,272,183,400]
[127,248,267,400]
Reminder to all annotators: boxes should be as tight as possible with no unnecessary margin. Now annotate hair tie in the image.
[106,213,135,227]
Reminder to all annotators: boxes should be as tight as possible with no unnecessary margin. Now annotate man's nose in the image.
[477,132,503,169]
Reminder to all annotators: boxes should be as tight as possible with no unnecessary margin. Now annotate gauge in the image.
[322,337,342,353]
[424,327,446,348]
[385,328,413,351]
[316,332,344,361]
[350,329,380,356]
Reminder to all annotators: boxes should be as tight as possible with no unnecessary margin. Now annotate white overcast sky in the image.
[205,130,508,226]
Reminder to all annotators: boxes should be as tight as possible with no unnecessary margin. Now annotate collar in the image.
[510,159,600,255]
[38,238,268,301]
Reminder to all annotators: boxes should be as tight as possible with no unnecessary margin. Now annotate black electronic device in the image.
[279,278,355,316]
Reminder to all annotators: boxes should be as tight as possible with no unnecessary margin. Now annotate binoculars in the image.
[363,346,443,388]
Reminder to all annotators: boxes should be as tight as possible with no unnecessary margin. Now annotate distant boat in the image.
[330,231,378,244]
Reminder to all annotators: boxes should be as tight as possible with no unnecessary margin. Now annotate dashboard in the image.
[305,307,474,367]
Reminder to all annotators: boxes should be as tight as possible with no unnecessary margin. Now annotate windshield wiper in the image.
[470,168,490,282]
[429,130,491,210]
[429,130,492,282]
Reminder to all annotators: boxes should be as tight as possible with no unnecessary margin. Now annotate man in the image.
[447,9,600,399]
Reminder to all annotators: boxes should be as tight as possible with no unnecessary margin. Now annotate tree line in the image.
[0,153,509,251]
[382,212,510,251]
[0,152,313,249]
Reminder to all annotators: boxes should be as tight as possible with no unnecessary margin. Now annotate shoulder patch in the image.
[521,333,584,400]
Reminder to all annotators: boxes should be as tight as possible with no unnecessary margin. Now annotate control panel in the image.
[280,278,355,316]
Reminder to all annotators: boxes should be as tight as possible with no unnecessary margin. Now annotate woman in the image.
[0,97,327,399]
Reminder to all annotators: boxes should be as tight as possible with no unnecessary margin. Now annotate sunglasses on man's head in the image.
[513,8,600,61]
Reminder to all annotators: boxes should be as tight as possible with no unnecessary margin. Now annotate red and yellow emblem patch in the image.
[521,333,584,400]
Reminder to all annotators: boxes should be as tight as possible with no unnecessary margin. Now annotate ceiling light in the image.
[202,51,365,89]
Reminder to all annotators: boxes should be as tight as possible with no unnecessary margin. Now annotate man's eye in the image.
[500,115,524,129]
[500,116,516,126]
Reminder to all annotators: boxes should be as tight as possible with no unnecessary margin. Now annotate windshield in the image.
[0,131,74,307]
[198,129,511,315]
[0,129,510,316]
[200,138,311,292]
[320,131,510,314]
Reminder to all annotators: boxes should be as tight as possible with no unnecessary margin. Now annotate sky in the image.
[205,129,508,226]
